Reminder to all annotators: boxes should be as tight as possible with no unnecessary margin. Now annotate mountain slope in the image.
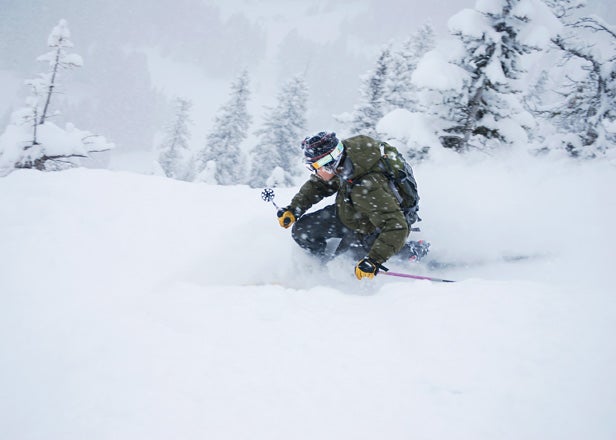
[1,161,615,439]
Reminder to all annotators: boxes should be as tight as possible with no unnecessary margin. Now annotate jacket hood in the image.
[340,135,383,180]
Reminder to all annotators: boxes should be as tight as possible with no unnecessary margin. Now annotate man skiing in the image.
[276,131,427,280]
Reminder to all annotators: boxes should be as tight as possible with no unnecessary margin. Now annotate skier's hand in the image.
[355,257,380,280]
[277,207,296,229]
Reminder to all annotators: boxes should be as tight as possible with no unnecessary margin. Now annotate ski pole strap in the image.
[382,271,455,283]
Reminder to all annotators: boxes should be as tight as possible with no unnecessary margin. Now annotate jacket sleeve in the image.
[350,174,409,264]
[288,174,339,217]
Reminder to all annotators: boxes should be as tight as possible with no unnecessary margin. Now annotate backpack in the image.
[377,142,420,226]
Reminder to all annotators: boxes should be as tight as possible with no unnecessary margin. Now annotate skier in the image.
[276,131,428,280]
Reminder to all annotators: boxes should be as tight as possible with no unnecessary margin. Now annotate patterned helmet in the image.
[302,132,343,171]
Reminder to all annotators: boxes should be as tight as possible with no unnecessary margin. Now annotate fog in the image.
[0,0,613,156]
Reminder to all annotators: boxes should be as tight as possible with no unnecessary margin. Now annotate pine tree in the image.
[0,19,112,173]
[195,70,252,184]
[36,19,83,125]
[158,97,193,180]
[435,1,549,152]
[349,47,391,137]
[249,75,308,188]
[385,24,435,113]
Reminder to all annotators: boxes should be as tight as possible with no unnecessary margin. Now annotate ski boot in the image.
[400,240,431,262]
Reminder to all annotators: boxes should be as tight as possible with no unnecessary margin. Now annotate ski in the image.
[424,254,544,270]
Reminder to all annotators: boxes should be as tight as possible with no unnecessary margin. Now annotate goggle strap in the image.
[311,142,343,170]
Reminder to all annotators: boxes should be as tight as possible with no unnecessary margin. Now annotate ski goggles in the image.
[306,141,344,172]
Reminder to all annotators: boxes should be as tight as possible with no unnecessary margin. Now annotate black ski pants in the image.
[291,204,374,260]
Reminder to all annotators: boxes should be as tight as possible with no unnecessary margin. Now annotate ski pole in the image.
[381,271,455,283]
[261,188,280,210]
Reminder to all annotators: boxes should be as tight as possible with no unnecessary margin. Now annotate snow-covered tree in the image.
[157,97,193,180]
[417,1,557,153]
[542,0,584,19]
[249,75,308,188]
[0,19,113,173]
[36,19,83,125]
[384,24,436,113]
[532,2,616,158]
[195,70,251,184]
[348,47,391,137]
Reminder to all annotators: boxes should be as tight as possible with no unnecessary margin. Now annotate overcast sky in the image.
[214,0,615,36]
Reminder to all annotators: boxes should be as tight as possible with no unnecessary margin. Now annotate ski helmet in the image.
[302,132,344,171]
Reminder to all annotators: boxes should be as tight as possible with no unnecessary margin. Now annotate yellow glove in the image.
[277,208,296,229]
[355,257,380,280]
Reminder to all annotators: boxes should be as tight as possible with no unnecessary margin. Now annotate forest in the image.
[1,0,614,181]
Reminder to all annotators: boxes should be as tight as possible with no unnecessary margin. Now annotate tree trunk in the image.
[39,43,62,125]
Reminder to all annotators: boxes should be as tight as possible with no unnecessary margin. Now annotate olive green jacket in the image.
[289,135,409,264]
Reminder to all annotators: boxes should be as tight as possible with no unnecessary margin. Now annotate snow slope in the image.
[1,156,615,439]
